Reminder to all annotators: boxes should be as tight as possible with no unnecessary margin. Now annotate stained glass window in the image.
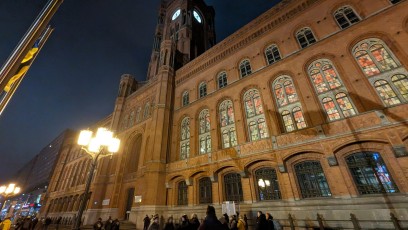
[199,109,211,154]
[374,80,401,106]
[199,177,212,204]
[391,74,408,100]
[182,91,189,106]
[178,181,188,205]
[334,6,360,29]
[295,161,331,198]
[220,100,238,148]
[224,173,243,202]
[322,97,341,121]
[180,117,190,159]
[255,168,281,201]
[218,72,228,89]
[282,110,295,132]
[336,93,357,117]
[296,27,316,48]
[199,82,207,98]
[244,89,269,141]
[239,59,252,78]
[346,152,399,194]
[265,44,281,65]
[293,107,307,129]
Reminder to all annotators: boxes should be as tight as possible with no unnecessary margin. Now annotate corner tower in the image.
[147,0,216,79]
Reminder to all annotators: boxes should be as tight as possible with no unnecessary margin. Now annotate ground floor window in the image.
[295,161,331,198]
[224,173,243,202]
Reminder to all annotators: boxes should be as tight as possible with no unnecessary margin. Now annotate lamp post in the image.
[0,183,21,217]
[72,128,120,230]
[258,178,271,200]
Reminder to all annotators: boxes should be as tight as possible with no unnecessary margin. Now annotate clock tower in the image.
[147,0,216,79]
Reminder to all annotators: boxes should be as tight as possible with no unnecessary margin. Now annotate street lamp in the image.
[0,183,21,216]
[72,128,120,230]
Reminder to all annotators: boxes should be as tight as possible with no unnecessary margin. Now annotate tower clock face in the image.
[172,9,181,20]
[193,10,202,23]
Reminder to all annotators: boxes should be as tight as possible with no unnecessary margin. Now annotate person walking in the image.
[143,215,151,230]
[237,215,246,230]
[105,216,113,230]
[148,215,160,230]
[112,219,120,230]
[93,218,103,230]
[243,215,248,230]
[190,214,200,230]
[198,205,224,230]
[255,212,268,230]
[163,217,175,230]
[0,216,12,230]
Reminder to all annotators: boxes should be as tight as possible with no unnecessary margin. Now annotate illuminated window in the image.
[244,89,269,141]
[180,117,190,160]
[336,93,357,117]
[374,80,401,106]
[334,6,360,29]
[295,161,331,198]
[239,59,252,78]
[265,44,281,65]
[182,91,189,107]
[255,168,281,201]
[296,27,316,48]
[346,152,399,194]
[219,100,238,148]
[178,181,188,205]
[218,72,228,89]
[392,74,408,100]
[199,82,207,98]
[198,109,211,154]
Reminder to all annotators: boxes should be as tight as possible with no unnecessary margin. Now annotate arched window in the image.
[334,6,360,29]
[180,117,190,160]
[273,75,307,132]
[243,89,269,141]
[126,135,142,173]
[255,168,281,201]
[199,82,207,98]
[224,173,243,202]
[129,110,135,127]
[295,161,331,198]
[265,44,281,65]
[199,109,211,154]
[353,38,407,106]
[346,152,399,194]
[218,72,228,89]
[178,181,188,205]
[199,177,212,204]
[308,59,357,121]
[136,107,141,123]
[182,91,189,107]
[219,100,238,148]
[239,59,252,78]
[143,103,150,118]
[296,27,316,48]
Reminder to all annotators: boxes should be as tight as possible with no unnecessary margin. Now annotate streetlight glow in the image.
[78,130,93,146]
[108,138,120,153]
[96,128,113,145]
[0,186,6,194]
[88,138,101,153]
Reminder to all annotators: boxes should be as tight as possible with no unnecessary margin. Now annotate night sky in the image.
[0,0,280,182]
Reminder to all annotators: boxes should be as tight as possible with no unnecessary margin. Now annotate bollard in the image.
[350,213,361,230]
[390,213,402,230]
[288,213,295,230]
[317,213,324,230]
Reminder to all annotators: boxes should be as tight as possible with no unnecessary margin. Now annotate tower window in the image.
[218,72,228,89]
[296,28,317,48]
[172,9,181,21]
[199,82,207,98]
[193,10,202,23]
[334,6,360,29]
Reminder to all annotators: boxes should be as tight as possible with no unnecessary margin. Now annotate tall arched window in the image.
[199,177,212,204]
[273,75,307,132]
[265,44,281,65]
[295,161,331,198]
[243,89,269,141]
[126,135,142,173]
[239,59,252,78]
[143,103,150,118]
[255,168,281,201]
[308,59,357,121]
[199,109,211,154]
[182,91,189,107]
[346,152,399,194]
[136,107,141,123]
[178,181,188,205]
[353,38,407,106]
[180,117,190,160]
[219,100,238,148]
[218,72,228,89]
[199,82,207,98]
[296,27,316,48]
[129,110,135,127]
[334,6,360,29]
[224,173,243,202]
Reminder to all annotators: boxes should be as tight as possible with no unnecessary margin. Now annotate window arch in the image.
[295,161,331,198]
[346,152,399,194]
[334,6,360,29]
[239,59,252,78]
[243,89,269,141]
[143,103,150,118]
[308,59,357,121]
[180,117,190,160]
[224,173,243,202]
[273,75,307,132]
[352,38,407,106]
[199,82,207,98]
[219,100,238,148]
[199,177,212,204]
[255,168,281,201]
[136,107,141,123]
[218,72,228,89]
[182,91,189,107]
[198,109,211,154]
[178,181,188,205]
[265,44,281,65]
[296,27,316,48]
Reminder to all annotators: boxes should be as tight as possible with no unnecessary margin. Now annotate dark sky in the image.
[0,0,280,182]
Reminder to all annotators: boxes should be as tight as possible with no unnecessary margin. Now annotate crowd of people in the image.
[141,206,281,230]
[93,216,120,230]
[0,215,57,230]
